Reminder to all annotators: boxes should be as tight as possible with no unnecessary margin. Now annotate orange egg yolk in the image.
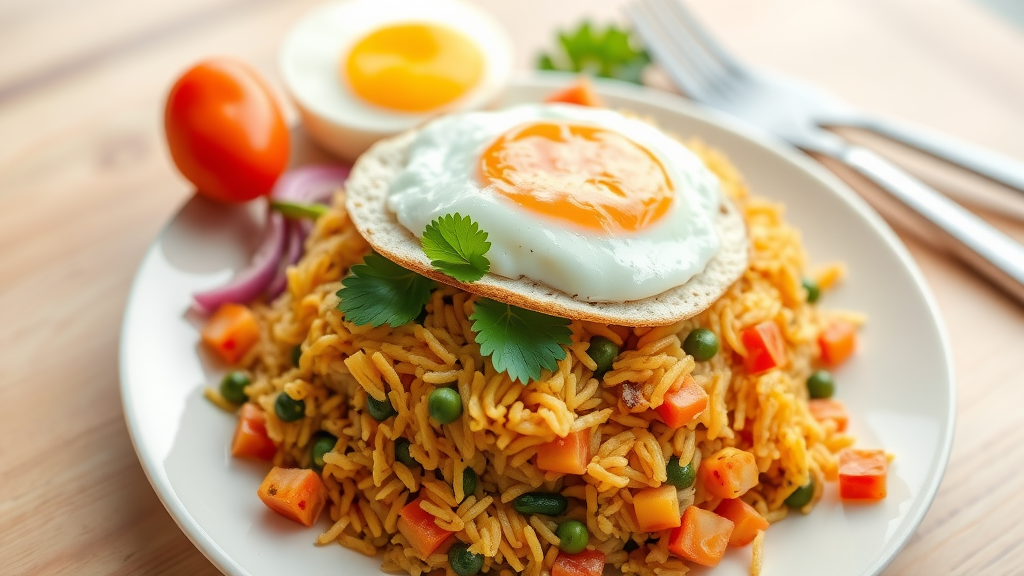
[479,122,674,233]
[344,23,483,113]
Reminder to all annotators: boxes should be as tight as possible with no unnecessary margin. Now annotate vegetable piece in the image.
[366,393,397,421]
[337,254,435,327]
[802,278,821,303]
[310,433,337,472]
[270,199,329,220]
[545,76,605,107]
[513,493,569,516]
[667,506,735,567]
[699,447,759,499]
[395,438,419,468]
[839,449,888,500]
[819,321,857,366]
[538,22,650,84]
[806,370,835,399]
[193,212,286,314]
[551,549,605,576]
[683,328,719,361]
[785,478,815,508]
[536,429,592,475]
[219,371,250,405]
[808,399,849,432]
[428,387,463,424]
[740,321,787,374]
[458,467,478,502]
[165,58,289,203]
[270,164,350,204]
[655,375,709,429]
[556,519,590,553]
[587,336,619,379]
[470,298,573,384]
[231,403,276,460]
[448,542,484,576]
[291,345,302,368]
[397,497,454,557]
[421,213,491,283]
[201,303,260,364]
[256,467,328,527]
[665,455,696,489]
[633,484,681,532]
[264,220,305,300]
[274,392,305,422]
[715,499,769,546]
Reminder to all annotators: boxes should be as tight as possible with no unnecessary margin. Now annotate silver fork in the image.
[628,0,1024,304]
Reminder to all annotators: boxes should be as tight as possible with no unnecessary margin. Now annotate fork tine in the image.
[642,0,734,93]
[659,0,746,76]
[626,2,710,101]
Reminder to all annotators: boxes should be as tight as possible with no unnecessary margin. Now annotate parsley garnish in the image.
[421,213,491,283]
[470,298,573,384]
[336,254,434,327]
[538,22,651,85]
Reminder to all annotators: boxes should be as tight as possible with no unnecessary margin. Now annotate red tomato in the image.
[165,58,289,203]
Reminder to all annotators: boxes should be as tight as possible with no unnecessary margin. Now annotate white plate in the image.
[120,74,955,576]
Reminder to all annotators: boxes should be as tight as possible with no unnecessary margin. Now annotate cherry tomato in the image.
[165,58,289,203]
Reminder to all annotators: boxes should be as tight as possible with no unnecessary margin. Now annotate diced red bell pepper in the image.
[819,320,857,366]
[655,374,709,429]
[699,447,760,499]
[396,497,454,556]
[714,498,768,546]
[808,399,849,432]
[552,549,605,576]
[839,449,887,500]
[536,428,592,475]
[740,321,787,374]
[667,506,734,567]
[231,402,276,460]
[257,467,328,527]
[201,303,260,364]
[545,77,604,107]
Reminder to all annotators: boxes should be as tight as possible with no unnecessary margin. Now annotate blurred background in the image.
[2,0,1023,574]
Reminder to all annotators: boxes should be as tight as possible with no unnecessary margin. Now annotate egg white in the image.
[279,0,513,161]
[386,104,724,303]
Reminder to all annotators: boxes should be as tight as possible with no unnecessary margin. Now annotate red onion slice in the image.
[265,220,306,300]
[271,165,350,204]
[193,211,286,314]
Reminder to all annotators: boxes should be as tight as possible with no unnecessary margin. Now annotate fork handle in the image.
[838,145,1024,303]
[838,115,1024,194]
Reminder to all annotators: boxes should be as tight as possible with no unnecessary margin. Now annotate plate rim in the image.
[119,71,956,576]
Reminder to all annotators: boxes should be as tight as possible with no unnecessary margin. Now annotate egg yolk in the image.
[344,23,483,113]
[479,122,674,234]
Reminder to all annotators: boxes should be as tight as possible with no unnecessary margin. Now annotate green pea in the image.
[803,278,821,304]
[428,387,463,424]
[219,371,250,405]
[310,433,337,472]
[460,467,478,502]
[395,438,419,468]
[665,456,696,489]
[366,393,397,421]
[513,492,569,516]
[785,478,815,508]
[556,519,589,554]
[683,328,719,362]
[274,392,305,422]
[806,370,835,399]
[291,345,302,367]
[588,336,619,379]
[448,542,484,576]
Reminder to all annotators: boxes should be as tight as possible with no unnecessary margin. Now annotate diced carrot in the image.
[819,320,857,366]
[699,447,759,499]
[633,484,682,532]
[231,403,276,460]
[667,506,734,567]
[552,549,605,576]
[714,498,769,546]
[257,467,328,527]
[536,428,592,475]
[201,303,260,364]
[740,321,787,374]
[839,449,888,500]
[808,399,849,432]
[396,497,455,557]
[545,77,604,107]
[655,374,709,428]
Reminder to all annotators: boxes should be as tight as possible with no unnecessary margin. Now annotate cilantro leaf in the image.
[470,299,572,384]
[421,213,491,283]
[337,254,434,327]
[537,21,651,85]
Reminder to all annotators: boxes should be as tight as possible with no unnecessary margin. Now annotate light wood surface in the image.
[2,1,1023,574]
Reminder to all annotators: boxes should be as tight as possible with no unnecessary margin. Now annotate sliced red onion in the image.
[264,220,306,299]
[193,211,286,314]
[270,165,350,204]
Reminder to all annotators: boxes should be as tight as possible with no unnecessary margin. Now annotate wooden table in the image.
[2,0,1023,573]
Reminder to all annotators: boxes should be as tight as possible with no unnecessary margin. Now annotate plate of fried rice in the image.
[120,74,955,576]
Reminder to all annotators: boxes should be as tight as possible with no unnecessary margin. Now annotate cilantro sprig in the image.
[470,299,573,384]
[538,22,651,85]
[336,254,434,327]
[421,213,491,283]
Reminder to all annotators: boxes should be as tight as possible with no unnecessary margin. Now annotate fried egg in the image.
[279,0,512,161]
[385,104,725,302]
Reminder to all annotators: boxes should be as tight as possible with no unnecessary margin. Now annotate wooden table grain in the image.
[2,1,1023,574]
